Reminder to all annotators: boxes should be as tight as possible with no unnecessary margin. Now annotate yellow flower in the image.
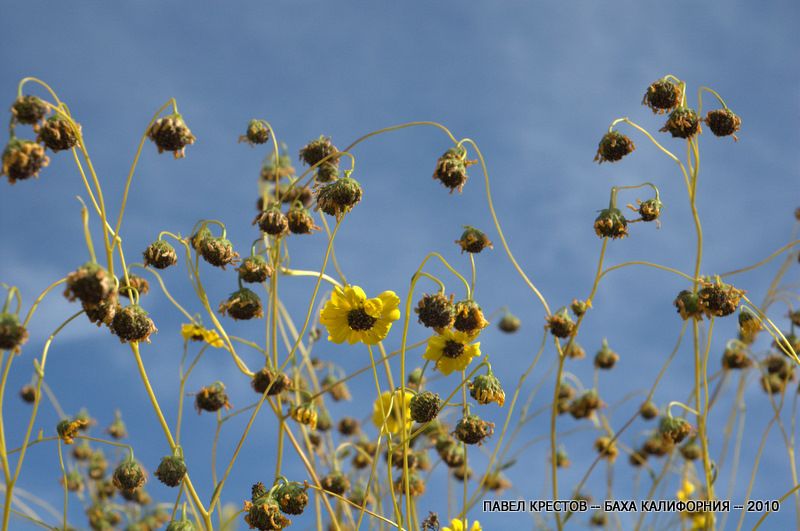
[181,323,224,348]
[423,329,481,376]
[442,519,482,531]
[372,390,413,434]
[320,285,400,345]
[676,479,695,502]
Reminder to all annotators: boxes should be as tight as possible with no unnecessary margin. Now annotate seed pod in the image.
[195,382,231,413]
[64,262,116,307]
[274,481,309,515]
[315,161,339,183]
[642,79,682,113]
[594,207,628,239]
[106,412,127,439]
[453,299,489,337]
[147,114,196,158]
[660,107,701,139]
[721,340,752,370]
[455,226,493,254]
[61,470,84,493]
[546,308,575,338]
[197,236,239,269]
[697,278,744,318]
[143,240,178,269]
[594,436,618,462]
[594,131,635,163]
[394,472,426,496]
[415,293,455,330]
[83,294,119,327]
[571,299,590,317]
[254,204,289,236]
[410,391,441,423]
[483,472,512,492]
[219,288,263,320]
[705,109,741,139]
[315,176,363,217]
[674,290,703,321]
[251,367,291,396]
[237,255,273,283]
[239,120,270,145]
[155,455,187,487]
[287,204,318,234]
[760,373,787,394]
[593,339,619,370]
[0,312,29,352]
[72,442,91,461]
[315,409,332,432]
[19,385,36,404]
[454,414,494,445]
[436,438,465,468]
[36,116,80,152]
[10,95,49,124]
[564,342,586,359]
[88,450,108,479]
[433,146,471,193]
[680,439,701,461]
[111,304,157,343]
[112,458,146,493]
[119,274,150,300]
[244,484,291,531]
[95,478,116,499]
[643,435,674,457]
[320,471,349,496]
[57,418,88,444]
[299,136,337,167]
[658,416,693,444]
[1,139,49,183]
[498,311,520,333]
[568,390,602,420]
[638,198,663,222]
[639,401,659,420]
[469,373,506,406]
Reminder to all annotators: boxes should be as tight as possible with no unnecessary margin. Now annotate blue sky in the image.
[1,2,799,530]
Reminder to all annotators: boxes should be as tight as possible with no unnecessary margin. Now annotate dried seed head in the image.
[321,374,351,401]
[119,274,150,300]
[110,304,157,343]
[674,290,703,321]
[197,236,239,268]
[112,458,146,493]
[348,485,375,507]
[455,226,493,254]
[83,294,119,327]
[590,510,608,527]
[637,198,663,222]
[407,367,425,389]
[237,255,272,283]
[658,416,693,444]
[260,148,295,182]
[594,207,629,239]
[121,485,151,504]
[315,160,339,183]
[564,341,586,359]
[385,446,420,470]
[57,417,89,444]
[415,293,455,330]
[483,472,512,492]
[498,311,521,333]
[315,176,363,217]
[251,367,291,396]
[315,409,332,432]
[594,131,635,163]
[680,439,702,461]
[594,436,618,462]
[352,441,376,469]
[469,373,506,406]
[697,278,744,317]
[11,95,49,124]
[765,354,795,381]
[19,385,36,404]
[147,114,196,158]
[453,299,489,337]
[106,412,127,439]
[2,139,50,183]
[274,481,309,515]
[643,435,674,457]
[546,308,575,339]
[290,403,318,430]
[254,205,289,236]
[36,116,80,152]
[660,107,701,139]
[299,136,338,167]
[219,288,263,320]
[436,438,465,468]
[433,146,472,193]
[571,298,590,317]
[569,390,602,420]
[244,486,291,531]
[320,471,349,496]
[593,339,619,370]
[0,312,29,352]
[760,373,787,394]
[639,401,659,420]
[394,472,426,496]
[239,120,270,145]
[705,109,741,139]
[410,391,442,423]
[338,417,360,436]
[72,442,92,461]
[629,450,648,467]
[155,455,187,487]
[64,262,116,307]
[642,79,682,113]
[286,204,319,234]
[195,382,231,413]
[274,182,313,207]
[721,340,752,370]
[143,240,178,269]
[454,414,494,445]
[61,470,84,493]
[166,516,195,531]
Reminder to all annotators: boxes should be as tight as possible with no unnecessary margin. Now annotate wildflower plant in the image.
[0,73,798,531]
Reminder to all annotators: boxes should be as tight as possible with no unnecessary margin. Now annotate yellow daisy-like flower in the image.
[442,518,482,531]
[181,323,224,348]
[423,329,481,376]
[372,390,413,434]
[320,285,401,345]
[676,479,695,502]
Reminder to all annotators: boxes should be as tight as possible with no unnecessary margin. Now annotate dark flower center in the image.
[443,340,465,358]
[347,308,377,331]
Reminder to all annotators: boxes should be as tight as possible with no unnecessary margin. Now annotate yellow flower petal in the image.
[363,297,384,319]
[372,390,413,434]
